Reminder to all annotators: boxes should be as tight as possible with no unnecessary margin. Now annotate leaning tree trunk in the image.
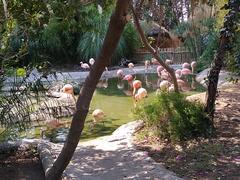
[131,5,179,93]
[45,1,131,179]
[205,0,240,121]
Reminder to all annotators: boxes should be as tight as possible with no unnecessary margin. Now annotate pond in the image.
[18,72,205,143]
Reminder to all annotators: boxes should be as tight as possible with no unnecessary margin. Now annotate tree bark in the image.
[204,37,227,120]
[45,1,131,179]
[131,5,179,93]
[204,1,240,121]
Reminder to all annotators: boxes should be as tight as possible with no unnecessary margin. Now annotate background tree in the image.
[204,0,240,120]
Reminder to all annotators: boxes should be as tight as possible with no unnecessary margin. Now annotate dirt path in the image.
[134,83,240,179]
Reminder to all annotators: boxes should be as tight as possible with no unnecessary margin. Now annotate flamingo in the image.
[80,61,90,70]
[145,60,151,70]
[61,84,76,102]
[116,69,124,79]
[132,80,142,95]
[182,62,190,69]
[175,69,182,76]
[161,70,170,80]
[159,80,170,91]
[151,58,160,65]
[177,79,191,91]
[61,84,74,94]
[157,65,164,77]
[165,59,173,65]
[89,58,95,66]
[128,62,134,68]
[181,68,192,75]
[191,61,197,73]
[134,88,148,101]
[92,109,105,124]
[123,74,134,82]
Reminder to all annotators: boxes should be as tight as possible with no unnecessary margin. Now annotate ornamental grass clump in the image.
[134,92,213,141]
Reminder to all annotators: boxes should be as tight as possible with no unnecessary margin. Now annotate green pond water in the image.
[7,73,205,143]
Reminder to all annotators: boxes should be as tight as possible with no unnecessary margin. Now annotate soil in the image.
[0,144,45,180]
[134,83,240,179]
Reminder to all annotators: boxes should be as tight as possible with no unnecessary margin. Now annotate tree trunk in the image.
[131,5,179,93]
[205,0,240,121]
[45,1,131,179]
[204,37,228,120]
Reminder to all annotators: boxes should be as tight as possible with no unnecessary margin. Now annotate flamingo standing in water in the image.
[157,65,164,77]
[80,61,90,70]
[123,74,134,82]
[182,62,190,69]
[181,68,192,76]
[116,69,124,79]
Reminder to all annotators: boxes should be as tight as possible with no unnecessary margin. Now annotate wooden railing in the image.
[133,47,195,64]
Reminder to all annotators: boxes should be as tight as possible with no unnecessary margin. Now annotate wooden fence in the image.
[132,47,195,64]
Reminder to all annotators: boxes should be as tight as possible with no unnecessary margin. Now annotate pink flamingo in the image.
[132,80,142,95]
[161,70,170,80]
[61,84,74,94]
[80,61,90,70]
[157,65,164,77]
[182,62,190,69]
[181,68,192,75]
[123,74,134,82]
[116,69,124,79]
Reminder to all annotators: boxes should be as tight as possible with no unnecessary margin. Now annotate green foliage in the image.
[77,6,139,65]
[134,92,213,141]
[174,18,219,71]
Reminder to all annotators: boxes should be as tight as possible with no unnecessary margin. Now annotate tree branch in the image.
[131,5,179,93]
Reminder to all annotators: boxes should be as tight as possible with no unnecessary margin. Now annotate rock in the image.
[196,68,238,88]
[186,92,206,104]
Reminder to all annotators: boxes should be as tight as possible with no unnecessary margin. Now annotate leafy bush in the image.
[134,92,213,141]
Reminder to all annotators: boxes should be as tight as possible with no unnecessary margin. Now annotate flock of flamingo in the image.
[45,58,197,127]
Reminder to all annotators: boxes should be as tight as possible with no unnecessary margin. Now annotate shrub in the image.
[134,92,213,141]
